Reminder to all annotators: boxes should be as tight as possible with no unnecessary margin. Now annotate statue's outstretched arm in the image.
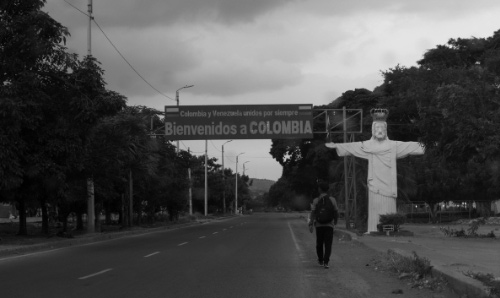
[325,141,368,159]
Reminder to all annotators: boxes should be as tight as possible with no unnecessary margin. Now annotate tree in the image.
[1,1,127,234]
[88,106,176,228]
[1,0,75,234]
[380,30,500,216]
[267,177,292,209]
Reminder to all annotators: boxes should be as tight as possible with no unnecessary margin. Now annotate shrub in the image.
[373,250,447,291]
[440,217,496,238]
[440,226,466,237]
[379,213,406,231]
[467,217,486,236]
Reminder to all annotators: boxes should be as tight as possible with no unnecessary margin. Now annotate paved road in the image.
[0,214,458,298]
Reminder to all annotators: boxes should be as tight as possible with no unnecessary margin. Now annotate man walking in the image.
[309,181,339,269]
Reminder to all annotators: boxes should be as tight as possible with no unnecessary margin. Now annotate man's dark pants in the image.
[315,226,334,264]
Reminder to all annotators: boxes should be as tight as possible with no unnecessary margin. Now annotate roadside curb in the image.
[334,228,491,298]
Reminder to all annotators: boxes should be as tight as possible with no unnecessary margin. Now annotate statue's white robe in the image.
[330,139,424,232]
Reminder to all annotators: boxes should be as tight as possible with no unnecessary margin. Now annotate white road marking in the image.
[223,229,227,231]
[199,236,206,239]
[144,252,160,258]
[213,232,218,234]
[78,268,113,280]
[288,222,301,252]
[178,242,188,246]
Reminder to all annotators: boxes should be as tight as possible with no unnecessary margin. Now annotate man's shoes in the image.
[318,260,323,267]
[324,262,329,269]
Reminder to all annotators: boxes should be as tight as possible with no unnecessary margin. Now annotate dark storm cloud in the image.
[182,59,303,96]
[46,0,297,29]
[42,0,500,101]
[46,0,500,31]
[295,0,500,17]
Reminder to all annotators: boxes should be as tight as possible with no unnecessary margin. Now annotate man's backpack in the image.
[315,195,336,224]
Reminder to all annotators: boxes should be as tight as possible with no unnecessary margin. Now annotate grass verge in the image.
[463,271,500,298]
[372,249,449,292]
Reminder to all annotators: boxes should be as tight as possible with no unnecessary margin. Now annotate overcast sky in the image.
[44,0,500,181]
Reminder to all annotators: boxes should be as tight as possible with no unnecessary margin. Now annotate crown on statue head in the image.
[370,108,389,121]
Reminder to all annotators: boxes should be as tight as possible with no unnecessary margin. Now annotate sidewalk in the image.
[335,220,500,298]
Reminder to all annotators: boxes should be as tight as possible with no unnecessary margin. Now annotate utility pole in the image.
[242,161,249,213]
[87,0,92,56]
[221,140,232,214]
[129,170,133,227]
[235,153,244,214]
[86,0,95,233]
[188,148,192,216]
[204,140,208,216]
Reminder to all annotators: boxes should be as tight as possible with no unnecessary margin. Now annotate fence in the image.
[400,201,493,223]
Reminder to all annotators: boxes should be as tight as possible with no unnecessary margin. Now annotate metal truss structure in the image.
[313,107,363,230]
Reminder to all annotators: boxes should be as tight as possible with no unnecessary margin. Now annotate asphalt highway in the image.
[0,213,458,298]
[1,214,311,298]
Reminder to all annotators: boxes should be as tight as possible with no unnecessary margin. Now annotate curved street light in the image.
[175,85,194,153]
[173,85,194,214]
[176,85,194,106]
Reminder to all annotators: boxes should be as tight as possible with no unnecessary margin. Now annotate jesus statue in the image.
[325,108,424,233]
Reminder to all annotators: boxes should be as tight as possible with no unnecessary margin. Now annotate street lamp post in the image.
[221,140,233,214]
[204,140,208,216]
[242,161,250,213]
[174,85,193,215]
[175,85,194,153]
[235,153,245,214]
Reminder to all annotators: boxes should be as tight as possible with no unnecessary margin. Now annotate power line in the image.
[179,141,205,154]
[92,19,174,101]
[63,0,175,101]
[188,151,206,155]
[178,140,274,159]
[210,140,222,152]
[179,141,187,151]
[63,0,87,16]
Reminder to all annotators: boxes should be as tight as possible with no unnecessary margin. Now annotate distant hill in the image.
[248,178,275,198]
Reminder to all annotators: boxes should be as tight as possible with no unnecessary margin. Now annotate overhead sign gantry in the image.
[164,104,314,140]
[164,104,362,230]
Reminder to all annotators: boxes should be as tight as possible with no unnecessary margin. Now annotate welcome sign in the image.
[164,104,314,140]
